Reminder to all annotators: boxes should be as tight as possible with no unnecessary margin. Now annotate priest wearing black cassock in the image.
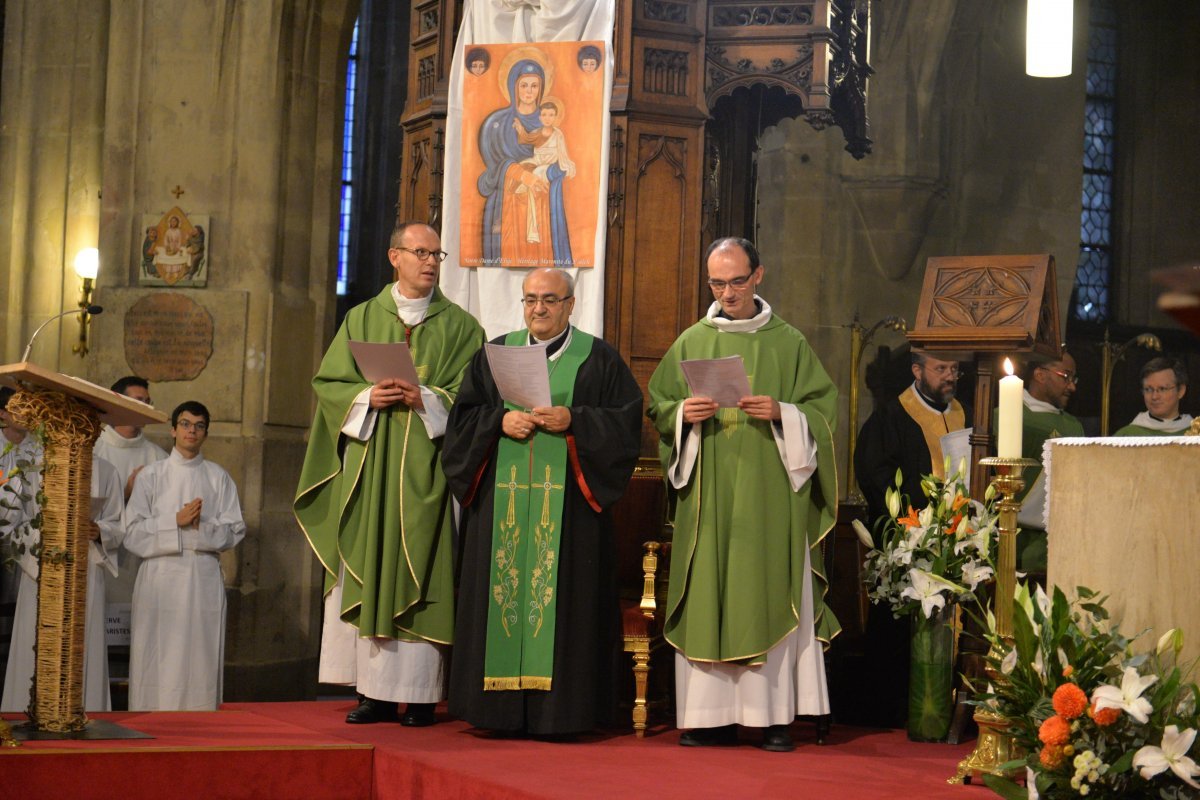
[852,349,968,729]
[855,350,969,527]
[443,267,643,736]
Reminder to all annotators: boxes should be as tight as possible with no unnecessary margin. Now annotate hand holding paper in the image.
[679,355,752,408]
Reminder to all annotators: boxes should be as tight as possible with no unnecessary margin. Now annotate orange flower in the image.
[1062,665,1074,678]
[1088,701,1120,727]
[899,506,921,527]
[947,513,963,534]
[951,494,968,511]
[1040,744,1065,770]
[1038,714,1071,746]
[1053,683,1088,720]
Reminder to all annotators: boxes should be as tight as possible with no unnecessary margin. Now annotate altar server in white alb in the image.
[0,388,124,712]
[93,376,168,502]
[125,401,245,711]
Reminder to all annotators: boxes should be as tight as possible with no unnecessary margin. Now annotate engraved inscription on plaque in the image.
[124,293,215,381]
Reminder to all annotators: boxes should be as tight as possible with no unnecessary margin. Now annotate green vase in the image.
[907,604,955,742]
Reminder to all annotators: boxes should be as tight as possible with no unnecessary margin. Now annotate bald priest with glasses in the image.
[647,237,840,753]
[442,267,643,736]
[295,222,484,727]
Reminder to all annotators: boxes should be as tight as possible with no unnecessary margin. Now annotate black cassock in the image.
[442,332,643,734]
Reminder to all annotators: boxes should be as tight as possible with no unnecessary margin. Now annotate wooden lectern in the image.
[906,254,1063,498]
[0,362,167,738]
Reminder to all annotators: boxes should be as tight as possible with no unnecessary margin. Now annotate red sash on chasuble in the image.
[484,328,593,690]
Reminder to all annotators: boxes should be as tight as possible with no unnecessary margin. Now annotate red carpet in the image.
[1,702,996,799]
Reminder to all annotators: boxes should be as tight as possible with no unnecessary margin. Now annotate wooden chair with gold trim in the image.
[613,458,670,736]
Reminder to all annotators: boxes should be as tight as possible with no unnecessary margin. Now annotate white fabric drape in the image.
[439,0,615,339]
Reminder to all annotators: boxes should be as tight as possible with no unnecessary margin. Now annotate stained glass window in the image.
[336,18,360,296]
[1073,0,1117,322]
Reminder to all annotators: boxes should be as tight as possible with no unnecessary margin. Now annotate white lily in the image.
[885,486,900,520]
[900,569,948,618]
[1092,666,1159,724]
[851,519,875,549]
[1133,725,1200,789]
[999,647,1018,675]
[954,521,991,556]
[918,505,934,528]
[960,559,993,591]
[1157,628,1183,657]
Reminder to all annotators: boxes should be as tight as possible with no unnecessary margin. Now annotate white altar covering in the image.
[1045,436,1200,665]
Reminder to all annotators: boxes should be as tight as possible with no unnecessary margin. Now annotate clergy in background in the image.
[94,376,168,502]
[443,268,642,736]
[294,222,484,726]
[998,352,1084,573]
[1114,357,1192,436]
[647,237,839,753]
[94,375,168,621]
[126,401,245,711]
[852,349,968,728]
[1,388,125,712]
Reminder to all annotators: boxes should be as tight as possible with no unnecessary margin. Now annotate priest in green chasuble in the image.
[647,237,840,753]
[294,223,484,726]
[1114,357,1192,436]
[996,352,1084,573]
[443,268,642,735]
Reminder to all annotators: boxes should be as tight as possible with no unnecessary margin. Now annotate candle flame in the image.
[1003,358,1014,376]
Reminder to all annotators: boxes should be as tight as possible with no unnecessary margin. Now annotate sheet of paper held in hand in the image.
[348,340,420,385]
[680,355,752,408]
[485,341,552,410]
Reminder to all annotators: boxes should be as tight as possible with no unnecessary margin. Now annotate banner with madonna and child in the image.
[439,0,614,339]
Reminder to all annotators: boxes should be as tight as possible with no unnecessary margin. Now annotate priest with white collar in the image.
[1114,356,1193,436]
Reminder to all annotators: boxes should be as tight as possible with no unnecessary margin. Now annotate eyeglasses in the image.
[394,247,448,262]
[707,273,754,292]
[921,364,961,378]
[521,295,573,308]
[176,420,208,432]
[1041,367,1079,385]
[1142,384,1179,396]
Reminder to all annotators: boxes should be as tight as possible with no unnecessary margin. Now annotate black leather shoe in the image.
[679,724,737,747]
[345,698,399,724]
[400,702,437,727]
[761,724,795,752]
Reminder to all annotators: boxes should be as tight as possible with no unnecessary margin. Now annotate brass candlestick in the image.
[950,456,1038,786]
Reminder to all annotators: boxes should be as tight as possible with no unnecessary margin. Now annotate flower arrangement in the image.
[0,437,43,569]
[979,583,1200,799]
[858,464,999,619]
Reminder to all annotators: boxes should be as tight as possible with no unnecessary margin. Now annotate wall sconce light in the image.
[73,247,100,356]
[1026,0,1074,78]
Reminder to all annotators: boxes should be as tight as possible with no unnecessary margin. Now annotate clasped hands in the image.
[503,406,571,441]
[369,378,425,411]
[176,497,202,529]
[682,395,780,423]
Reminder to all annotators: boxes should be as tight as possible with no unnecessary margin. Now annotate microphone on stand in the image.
[21,305,104,363]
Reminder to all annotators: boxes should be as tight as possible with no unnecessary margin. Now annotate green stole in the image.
[484,327,593,691]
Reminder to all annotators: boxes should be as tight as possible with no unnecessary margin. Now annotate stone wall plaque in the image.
[124,292,215,381]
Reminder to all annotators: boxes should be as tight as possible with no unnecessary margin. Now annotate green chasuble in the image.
[1114,412,1194,437]
[992,404,1085,506]
[647,314,840,665]
[484,329,592,690]
[294,285,484,644]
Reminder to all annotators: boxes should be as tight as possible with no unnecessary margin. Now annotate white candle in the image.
[997,358,1023,458]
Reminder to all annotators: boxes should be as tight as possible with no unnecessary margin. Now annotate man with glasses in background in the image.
[852,349,968,728]
[1004,352,1084,573]
[647,237,839,752]
[295,222,483,727]
[856,351,969,531]
[443,267,642,736]
[125,401,245,710]
[1114,357,1193,436]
